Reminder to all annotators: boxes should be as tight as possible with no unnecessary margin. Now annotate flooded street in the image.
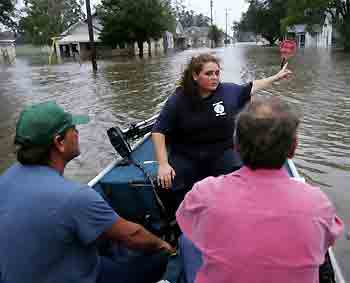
[1,45,349,278]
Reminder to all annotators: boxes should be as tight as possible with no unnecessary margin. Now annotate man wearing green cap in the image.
[0,102,174,283]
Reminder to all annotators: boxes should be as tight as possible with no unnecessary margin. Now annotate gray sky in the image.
[183,0,248,33]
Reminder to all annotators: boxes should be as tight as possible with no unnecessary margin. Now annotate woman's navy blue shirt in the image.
[152,82,253,161]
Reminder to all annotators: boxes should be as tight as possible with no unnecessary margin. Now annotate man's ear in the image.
[288,136,298,159]
[53,135,65,153]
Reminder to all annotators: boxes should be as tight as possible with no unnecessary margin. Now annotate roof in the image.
[0,32,15,41]
[56,15,102,44]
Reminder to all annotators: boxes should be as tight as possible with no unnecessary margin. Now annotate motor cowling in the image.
[107,127,132,159]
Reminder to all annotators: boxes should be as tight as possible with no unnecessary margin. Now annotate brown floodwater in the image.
[0,44,349,279]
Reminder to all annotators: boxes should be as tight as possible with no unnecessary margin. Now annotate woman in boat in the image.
[152,53,292,211]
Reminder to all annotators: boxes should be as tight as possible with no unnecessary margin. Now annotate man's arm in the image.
[101,217,175,254]
[251,63,292,95]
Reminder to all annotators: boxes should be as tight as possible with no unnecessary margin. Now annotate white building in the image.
[287,14,334,48]
[53,16,105,60]
[54,15,175,60]
[0,32,16,64]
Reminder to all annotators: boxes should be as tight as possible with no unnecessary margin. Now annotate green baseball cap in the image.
[15,101,90,146]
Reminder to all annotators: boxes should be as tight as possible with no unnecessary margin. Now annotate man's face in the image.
[62,126,80,161]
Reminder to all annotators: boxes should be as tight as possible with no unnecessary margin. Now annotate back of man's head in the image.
[235,97,300,170]
[14,101,89,166]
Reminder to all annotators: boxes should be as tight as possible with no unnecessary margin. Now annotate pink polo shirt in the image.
[176,166,343,283]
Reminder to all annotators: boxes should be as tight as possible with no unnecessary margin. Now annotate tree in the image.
[234,0,287,45]
[19,0,85,45]
[177,9,210,28]
[283,0,350,52]
[0,0,16,30]
[98,0,175,58]
[208,25,223,47]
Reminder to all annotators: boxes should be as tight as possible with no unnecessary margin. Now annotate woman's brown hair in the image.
[179,53,220,98]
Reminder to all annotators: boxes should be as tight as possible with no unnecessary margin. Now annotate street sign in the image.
[279,39,297,68]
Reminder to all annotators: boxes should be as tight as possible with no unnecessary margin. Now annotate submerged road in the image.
[0,44,349,279]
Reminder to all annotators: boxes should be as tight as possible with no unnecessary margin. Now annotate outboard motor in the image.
[107,126,132,159]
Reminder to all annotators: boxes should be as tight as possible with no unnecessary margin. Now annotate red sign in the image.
[279,40,297,59]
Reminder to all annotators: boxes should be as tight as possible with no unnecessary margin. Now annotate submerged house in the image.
[184,26,210,48]
[287,14,335,48]
[0,32,16,63]
[53,15,109,60]
[54,15,175,60]
[174,22,186,50]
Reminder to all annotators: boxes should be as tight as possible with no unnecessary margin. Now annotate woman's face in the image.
[193,62,220,94]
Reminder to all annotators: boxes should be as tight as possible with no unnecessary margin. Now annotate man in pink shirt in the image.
[176,97,343,283]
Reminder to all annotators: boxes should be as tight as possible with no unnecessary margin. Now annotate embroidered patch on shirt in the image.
[213,101,226,117]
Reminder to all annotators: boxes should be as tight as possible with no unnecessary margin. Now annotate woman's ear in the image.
[192,72,198,82]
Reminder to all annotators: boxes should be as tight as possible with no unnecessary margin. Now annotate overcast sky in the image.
[183,0,248,33]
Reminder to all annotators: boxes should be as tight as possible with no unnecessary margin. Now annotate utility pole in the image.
[225,8,230,45]
[85,0,97,72]
[210,0,214,48]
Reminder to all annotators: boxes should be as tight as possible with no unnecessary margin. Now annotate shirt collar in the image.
[237,165,289,179]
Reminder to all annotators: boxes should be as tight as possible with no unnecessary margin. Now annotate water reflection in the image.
[0,45,349,278]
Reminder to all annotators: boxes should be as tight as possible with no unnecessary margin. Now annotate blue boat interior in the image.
[93,135,295,283]
[94,135,293,230]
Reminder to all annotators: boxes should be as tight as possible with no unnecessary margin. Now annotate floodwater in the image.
[0,44,349,279]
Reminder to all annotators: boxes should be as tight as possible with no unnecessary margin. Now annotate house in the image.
[134,31,175,56]
[53,15,112,60]
[184,26,210,48]
[235,31,257,43]
[287,14,334,48]
[54,15,175,60]
[0,32,16,64]
[174,22,186,50]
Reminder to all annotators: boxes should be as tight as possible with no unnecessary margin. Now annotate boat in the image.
[88,116,346,283]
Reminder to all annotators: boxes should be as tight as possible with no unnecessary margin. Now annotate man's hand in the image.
[159,240,176,255]
[157,163,176,190]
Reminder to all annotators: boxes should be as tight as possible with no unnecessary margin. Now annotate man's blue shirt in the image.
[0,164,119,283]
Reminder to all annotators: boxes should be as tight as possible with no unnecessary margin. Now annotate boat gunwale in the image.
[88,133,151,188]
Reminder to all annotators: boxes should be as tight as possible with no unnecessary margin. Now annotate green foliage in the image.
[170,0,210,28]
[0,0,16,30]
[177,9,210,28]
[208,25,223,46]
[98,0,175,56]
[283,0,350,51]
[234,0,287,45]
[19,0,85,45]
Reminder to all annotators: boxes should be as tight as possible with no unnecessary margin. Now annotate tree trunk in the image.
[147,39,152,57]
[137,41,144,58]
[343,23,350,52]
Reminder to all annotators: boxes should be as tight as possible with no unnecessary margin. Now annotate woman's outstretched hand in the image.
[157,163,176,190]
[274,62,293,81]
